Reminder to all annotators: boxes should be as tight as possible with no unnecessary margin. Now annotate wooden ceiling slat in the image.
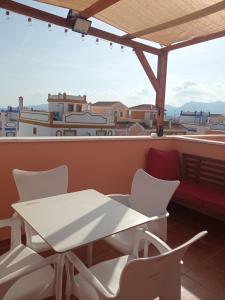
[164,29,225,51]
[80,0,121,19]
[123,0,225,39]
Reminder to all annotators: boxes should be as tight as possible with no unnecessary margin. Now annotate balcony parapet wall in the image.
[0,135,224,240]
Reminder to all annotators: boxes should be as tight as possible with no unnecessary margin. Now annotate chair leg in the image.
[65,259,74,300]
[87,242,93,267]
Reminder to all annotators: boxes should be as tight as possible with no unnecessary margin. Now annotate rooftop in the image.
[92,101,125,107]
[0,135,224,299]
[129,104,156,110]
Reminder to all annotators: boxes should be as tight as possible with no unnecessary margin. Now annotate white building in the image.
[0,105,19,137]
[179,111,210,134]
[18,93,116,137]
[179,111,209,125]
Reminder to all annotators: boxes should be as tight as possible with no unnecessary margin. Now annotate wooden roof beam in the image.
[79,0,121,19]
[134,49,159,92]
[123,0,225,40]
[0,0,160,55]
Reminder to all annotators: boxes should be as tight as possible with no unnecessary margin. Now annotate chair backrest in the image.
[13,165,68,202]
[119,231,206,300]
[130,169,180,217]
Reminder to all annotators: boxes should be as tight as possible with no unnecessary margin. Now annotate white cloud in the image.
[86,86,155,107]
[166,80,225,106]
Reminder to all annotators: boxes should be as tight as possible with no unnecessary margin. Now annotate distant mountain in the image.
[165,101,225,117]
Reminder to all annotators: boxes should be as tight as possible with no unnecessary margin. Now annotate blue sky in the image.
[0,0,225,108]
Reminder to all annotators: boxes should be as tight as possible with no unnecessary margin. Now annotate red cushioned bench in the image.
[146,148,225,221]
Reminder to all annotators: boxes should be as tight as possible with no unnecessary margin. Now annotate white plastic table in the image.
[12,189,150,299]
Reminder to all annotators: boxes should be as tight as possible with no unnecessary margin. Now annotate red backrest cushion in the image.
[146,148,181,180]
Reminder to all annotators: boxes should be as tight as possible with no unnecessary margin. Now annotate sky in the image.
[0,0,225,108]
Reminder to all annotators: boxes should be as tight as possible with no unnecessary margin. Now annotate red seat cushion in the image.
[174,180,225,212]
[146,148,181,180]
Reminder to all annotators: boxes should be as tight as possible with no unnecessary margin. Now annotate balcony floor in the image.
[1,203,225,300]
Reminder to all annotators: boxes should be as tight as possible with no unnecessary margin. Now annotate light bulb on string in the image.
[121,45,124,52]
[96,38,99,45]
[28,17,32,26]
[64,28,68,36]
[109,42,113,49]
[48,23,52,31]
[5,11,10,20]
[81,33,85,41]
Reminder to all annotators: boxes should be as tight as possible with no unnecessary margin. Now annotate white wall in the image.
[20,112,50,122]
[64,112,109,124]
[18,122,115,137]
[18,123,51,136]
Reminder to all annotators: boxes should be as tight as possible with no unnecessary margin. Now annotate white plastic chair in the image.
[0,217,58,300]
[12,165,68,253]
[105,169,180,253]
[65,229,207,300]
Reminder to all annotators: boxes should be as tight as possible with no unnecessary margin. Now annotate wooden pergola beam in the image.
[123,0,225,40]
[134,49,159,93]
[80,0,121,19]
[88,27,160,55]
[0,0,160,56]
[164,29,225,52]
[156,52,168,134]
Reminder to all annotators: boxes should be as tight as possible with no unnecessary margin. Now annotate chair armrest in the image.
[147,212,169,222]
[0,252,58,285]
[107,194,130,207]
[133,228,172,257]
[66,251,114,298]
[0,251,57,300]
[0,217,22,249]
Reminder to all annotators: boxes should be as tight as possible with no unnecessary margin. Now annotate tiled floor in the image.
[168,203,225,300]
[1,203,225,299]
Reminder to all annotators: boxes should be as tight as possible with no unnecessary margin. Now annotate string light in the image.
[48,23,52,31]
[95,38,99,45]
[5,11,10,20]
[28,17,32,26]
[109,42,113,49]
[81,33,85,41]
[121,45,124,52]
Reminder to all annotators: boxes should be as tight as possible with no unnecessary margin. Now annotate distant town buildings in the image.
[1,93,224,137]
[207,114,225,131]
[18,93,115,137]
[91,101,128,121]
[0,105,19,137]
[179,111,211,134]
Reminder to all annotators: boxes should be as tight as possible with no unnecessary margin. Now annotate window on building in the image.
[56,130,62,136]
[76,104,82,112]
[6,132,16,137]
[68,104,74,112]
[33,127,37,135]
[108,130,113,136]
[120,112,123,117]
[63,130,77,136]
[96,130,107,136]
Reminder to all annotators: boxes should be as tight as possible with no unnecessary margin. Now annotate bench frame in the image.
[173,153,225,221]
